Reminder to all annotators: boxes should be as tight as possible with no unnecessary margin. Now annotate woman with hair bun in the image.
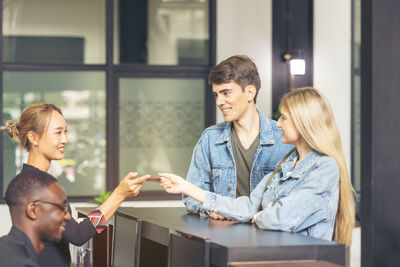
[1,103,149,267]
[159,88,355,246]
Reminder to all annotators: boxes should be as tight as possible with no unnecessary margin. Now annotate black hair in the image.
[5,168,58,207]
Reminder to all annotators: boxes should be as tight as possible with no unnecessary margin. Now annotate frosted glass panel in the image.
[119,78,205,190]
[2,0,105,64]
[2,71,106,196]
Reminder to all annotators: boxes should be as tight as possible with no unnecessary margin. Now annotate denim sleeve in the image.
[183,135,212,216]
[202,174,270,222]
[253,159,339,233]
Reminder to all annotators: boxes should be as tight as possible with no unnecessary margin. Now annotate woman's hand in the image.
[159,173,187,194]
[98,172,149,220]
[115,172,150,198]
[209,212,227,220]
[159,173,207,203]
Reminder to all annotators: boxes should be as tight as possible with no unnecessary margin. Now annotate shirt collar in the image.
[9,226,40,262]
[280,149,321,180]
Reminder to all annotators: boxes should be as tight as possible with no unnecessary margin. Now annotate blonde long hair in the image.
[281,88,355,246]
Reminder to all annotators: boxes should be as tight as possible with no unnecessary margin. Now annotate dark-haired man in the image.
[0,170,71,267]
[183,55,293,218]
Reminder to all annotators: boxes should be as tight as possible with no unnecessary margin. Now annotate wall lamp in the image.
[283,50,306,91]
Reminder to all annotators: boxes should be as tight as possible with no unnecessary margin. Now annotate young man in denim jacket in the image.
[183,55,293,218]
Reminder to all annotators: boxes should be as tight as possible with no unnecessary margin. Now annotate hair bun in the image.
[1,120,19,139]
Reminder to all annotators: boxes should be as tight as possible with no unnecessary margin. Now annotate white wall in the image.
[314,2,358,267]
[0,205,12,236]
[216,0,273,122]
[313,0,351,165]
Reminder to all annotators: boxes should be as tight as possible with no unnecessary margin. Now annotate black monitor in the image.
[169,231,210,267]
[112,213,142,267]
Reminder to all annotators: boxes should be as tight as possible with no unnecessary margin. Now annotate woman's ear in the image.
[27,131,39,146]
[245,85,257,102]
[26,202,39,220]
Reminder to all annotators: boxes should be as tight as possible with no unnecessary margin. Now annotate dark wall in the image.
[361,0,400,266]
[272,0,313,113]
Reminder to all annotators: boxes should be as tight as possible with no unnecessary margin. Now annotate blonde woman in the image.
[160,88,355,245]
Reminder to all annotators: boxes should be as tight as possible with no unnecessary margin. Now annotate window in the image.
[1,0,215,201]
[2,71,106,196]
[3,0,106,64]
[115,0,210,65]
[119,77,205,192]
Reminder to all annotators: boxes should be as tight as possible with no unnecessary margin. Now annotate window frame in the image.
[0,0,216,203]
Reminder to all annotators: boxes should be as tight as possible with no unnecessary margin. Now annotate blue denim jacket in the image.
[183,109,293,215]
[202,149,339,241]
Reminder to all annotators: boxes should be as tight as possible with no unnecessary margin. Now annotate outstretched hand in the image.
[159,173,187,194]
[98,172,150,221]
[116,172,150,198]
[159,173,207,204]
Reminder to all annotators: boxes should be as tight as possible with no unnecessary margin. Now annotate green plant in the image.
[92,191,112,204]
[273,103,282,121]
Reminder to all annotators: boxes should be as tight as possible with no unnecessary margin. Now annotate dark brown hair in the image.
[0,103,63,150]
[208,55,261,102]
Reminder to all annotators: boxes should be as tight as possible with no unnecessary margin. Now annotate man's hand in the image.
[159,173,187,194]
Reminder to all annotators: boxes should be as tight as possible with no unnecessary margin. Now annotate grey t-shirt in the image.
[231,127,260,197]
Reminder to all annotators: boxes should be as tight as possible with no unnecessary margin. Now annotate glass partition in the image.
[119,77,205,190]
[2,0,106,64]
[0,0,214,201]
[2,71,106,196]
[115,0,209,65]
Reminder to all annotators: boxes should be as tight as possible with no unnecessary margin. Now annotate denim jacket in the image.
[183,109,293,216]
[202,149,340,241]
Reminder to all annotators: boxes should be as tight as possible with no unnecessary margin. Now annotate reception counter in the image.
[78,207,345,267]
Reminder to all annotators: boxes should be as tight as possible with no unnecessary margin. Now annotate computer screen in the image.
[112,214,141,267]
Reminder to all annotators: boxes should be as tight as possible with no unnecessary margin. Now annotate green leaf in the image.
[91,191,112,204]
[273,104,282,121]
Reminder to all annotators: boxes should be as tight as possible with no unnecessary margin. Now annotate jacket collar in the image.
[280,149,321,180]
[216,108,276,145]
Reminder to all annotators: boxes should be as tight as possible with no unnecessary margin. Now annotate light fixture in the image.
[290,59,305,75]
[283,49,306,91]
